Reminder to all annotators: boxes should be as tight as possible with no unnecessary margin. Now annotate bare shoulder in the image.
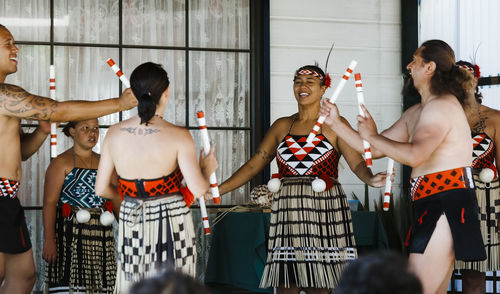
[0,83,26,102]
[424,95,462,116]
[401,103,422,118]
[435,94,462,107]
[269,115,295,134]
[106,121,123,137]
[169,123,193,138]
[272,115,294,128]
[48,150,74,173]
[483,105,500,120]
[483,105,500,131]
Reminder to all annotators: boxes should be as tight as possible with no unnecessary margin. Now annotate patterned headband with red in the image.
[458,64,481,79]
[294,69,332,88]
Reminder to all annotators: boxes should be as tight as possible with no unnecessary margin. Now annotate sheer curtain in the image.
[2,0,251,290]
[419,0,500,110]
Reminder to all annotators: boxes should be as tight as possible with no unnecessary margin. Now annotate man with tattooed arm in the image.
[0,24,137,294]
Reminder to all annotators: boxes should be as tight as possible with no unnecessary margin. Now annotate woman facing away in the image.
[42,119,117,293]
[218,64,388,294]
[95,62,217,294]
[455,60,500,294]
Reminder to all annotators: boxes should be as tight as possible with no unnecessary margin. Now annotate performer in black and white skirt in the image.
[42,119,116,294]
[95,62,218,294]
[455,60,500,293]
[115,173,197,291]
[219,64,388,292]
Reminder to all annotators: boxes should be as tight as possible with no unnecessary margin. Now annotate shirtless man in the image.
[0,24,136,294]
[320,39,486,294]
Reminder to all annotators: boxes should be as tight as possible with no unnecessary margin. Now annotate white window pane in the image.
[0,0,50,42]
[123,0,185,46]
[189,0,250,49]
[54,0,119,44]
[189,51,249,127]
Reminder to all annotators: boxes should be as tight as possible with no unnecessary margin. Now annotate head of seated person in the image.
[336,251,422,294]
[129,266,210,294]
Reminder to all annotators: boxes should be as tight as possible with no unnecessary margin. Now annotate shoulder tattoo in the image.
[0,84,56,120]
[120,127,160,136]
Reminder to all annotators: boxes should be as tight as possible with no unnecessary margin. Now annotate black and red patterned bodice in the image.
[472,133,497,176]
[118,167,184,199]
[276,134,340,178]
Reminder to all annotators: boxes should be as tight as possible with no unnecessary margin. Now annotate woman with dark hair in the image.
[95,62,217,293]
[455,60,500,294]
[42,119,117,293]
[218,64,388,293]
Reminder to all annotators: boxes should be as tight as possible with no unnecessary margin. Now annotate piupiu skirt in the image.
[45,207,116,294]
[114,195,196,294]
[408,188,486,262]
[260,177,357,289]
[456,176,500,271]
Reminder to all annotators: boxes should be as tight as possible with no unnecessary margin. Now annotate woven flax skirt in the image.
[260,177,357,289]
[114,195,196,294]
[456,176,500,272]
[45,207,116,294]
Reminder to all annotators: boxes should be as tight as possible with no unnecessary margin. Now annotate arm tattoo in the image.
[120,127,160,136]
[0,84,56,120]
[256,149,274,161]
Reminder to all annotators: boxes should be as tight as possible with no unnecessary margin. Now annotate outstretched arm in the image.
[320,100,409,159]
[0,84,137,121]
[359,101,448,167]
[19,121,51,160]
[218,119,286,195]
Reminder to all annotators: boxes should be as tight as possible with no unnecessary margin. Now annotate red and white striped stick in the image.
[199,197,211,235]
[383,159,394,211]
[196,111,220,204]
[106,58,130,88]
[49,65,57,159]
[306,60,357,143]
[354,73,373,169]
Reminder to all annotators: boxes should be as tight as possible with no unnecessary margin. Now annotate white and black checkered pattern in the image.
[114,195,196,294]
[0,178,19,198]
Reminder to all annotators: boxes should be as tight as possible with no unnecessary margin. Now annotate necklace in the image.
[72,147,94,169]
[154,113,164,120]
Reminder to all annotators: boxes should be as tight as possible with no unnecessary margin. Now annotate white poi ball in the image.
[267,178,281,193]
[479,168,495,183]
[76,209,91,223]
[312,177,326,192]
[100,211,114,226]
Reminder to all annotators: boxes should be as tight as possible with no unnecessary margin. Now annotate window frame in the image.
[17,0,270,209]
